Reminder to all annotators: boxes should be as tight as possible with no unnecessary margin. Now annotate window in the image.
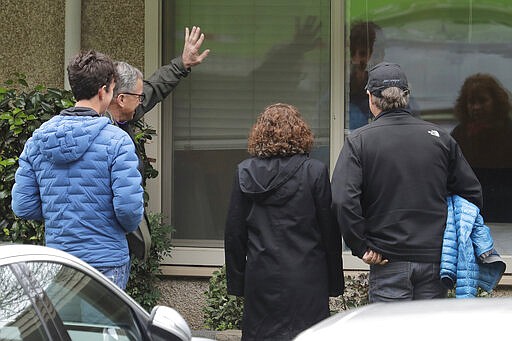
[162,0,331,245]
[345,0,512,255]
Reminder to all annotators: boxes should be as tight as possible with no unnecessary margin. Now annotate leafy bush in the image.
[204,265,244,331]
[126,212,174,311]
[330,272,369,313]
[0,74,74,244]
[0,74,171,311]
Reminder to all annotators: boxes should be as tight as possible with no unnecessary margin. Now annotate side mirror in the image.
[149,305,192,341]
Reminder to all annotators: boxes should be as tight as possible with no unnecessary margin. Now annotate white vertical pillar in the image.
[144,0,163,214]
[64,0,81,90]
[330,0,345,175]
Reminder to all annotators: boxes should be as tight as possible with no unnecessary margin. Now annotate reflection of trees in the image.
[0,261,90,339]
[0,265,31,324]
[0,264,46,340]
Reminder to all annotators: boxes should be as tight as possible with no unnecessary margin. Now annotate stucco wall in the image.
[81,0,145,73]
[0,0,145,89]
[0,0,65,88]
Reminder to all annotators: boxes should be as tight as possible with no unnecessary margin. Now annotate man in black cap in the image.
[331,61,482,302]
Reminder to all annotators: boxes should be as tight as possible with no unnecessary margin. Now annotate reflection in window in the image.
[346,0,512,228]
[163,0,330,244]
[26,262,142,341]
[0,265,49,340]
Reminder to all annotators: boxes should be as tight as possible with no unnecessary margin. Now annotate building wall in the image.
[81,0,145,73]
[0,0,65,88]
[0,0,145,89]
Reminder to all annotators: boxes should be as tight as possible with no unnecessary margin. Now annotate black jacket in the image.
[225,154,343,341]
[331,109,482,262]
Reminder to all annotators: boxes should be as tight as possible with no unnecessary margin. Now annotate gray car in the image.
[294,296,512,340]
[0,244,213,341]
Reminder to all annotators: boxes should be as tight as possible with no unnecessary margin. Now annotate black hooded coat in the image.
[225,154,343,341]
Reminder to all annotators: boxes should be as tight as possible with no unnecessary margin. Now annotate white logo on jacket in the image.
[428,129,440,137]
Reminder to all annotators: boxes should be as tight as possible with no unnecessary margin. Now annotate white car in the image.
[295,296,512,340]
[0,244,212,341]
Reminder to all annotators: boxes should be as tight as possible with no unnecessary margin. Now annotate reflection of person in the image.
[225,103,343,341]
[348,21,386,130]
[451,73,512,168]
[451,73,512,222]
[331,62,482,302]
[12,50,144,290]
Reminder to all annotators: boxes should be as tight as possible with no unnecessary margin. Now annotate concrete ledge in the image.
[192,329,241,341]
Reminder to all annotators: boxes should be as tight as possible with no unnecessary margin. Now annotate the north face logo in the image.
[428,130,440,137]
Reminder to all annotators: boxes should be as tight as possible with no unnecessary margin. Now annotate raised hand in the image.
[182,26,210,69]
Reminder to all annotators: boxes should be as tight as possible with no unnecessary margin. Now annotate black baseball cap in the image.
[365,62,409,97]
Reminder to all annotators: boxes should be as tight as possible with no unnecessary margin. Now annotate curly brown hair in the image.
[247,103,314,158]
[454,73,511,124]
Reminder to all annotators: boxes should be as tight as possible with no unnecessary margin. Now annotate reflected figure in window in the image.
[451,73,512,168]
[224,103,343,341]
[451,73,512,222]
[348,21,386,130]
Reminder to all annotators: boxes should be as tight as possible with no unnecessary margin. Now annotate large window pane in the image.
[163,0,331,244]
[345,1,512,252]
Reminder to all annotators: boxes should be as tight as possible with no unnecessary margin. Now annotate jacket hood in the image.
[31,109,110,164]
[238,154,308,204]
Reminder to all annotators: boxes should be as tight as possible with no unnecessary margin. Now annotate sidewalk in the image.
[192,329,241,340]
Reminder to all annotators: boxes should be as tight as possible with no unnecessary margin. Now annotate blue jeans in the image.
[97,261,131,290]
[369,261,447,303]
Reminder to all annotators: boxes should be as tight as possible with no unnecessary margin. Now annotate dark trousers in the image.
[369,261,447,302]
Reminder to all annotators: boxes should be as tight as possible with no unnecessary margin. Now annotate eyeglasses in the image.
[120,92,146,103]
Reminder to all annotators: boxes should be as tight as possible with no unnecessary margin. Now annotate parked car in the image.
[294,297,512,340]
[0,244,212,341]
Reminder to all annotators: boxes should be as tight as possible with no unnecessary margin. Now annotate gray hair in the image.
[371,87,409,111]
[113,61,143,96]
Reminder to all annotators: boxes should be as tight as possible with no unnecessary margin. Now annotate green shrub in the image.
[330,272,369,313]
[0,74,74,244]
[126,212,174,311]
[204,265,244,331]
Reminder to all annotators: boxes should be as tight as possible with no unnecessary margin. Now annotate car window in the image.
[25,262,143,341]
[0,265,50,341]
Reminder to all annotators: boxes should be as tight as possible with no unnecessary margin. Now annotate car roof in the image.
[0,243,92,269]
[295,298,512,340]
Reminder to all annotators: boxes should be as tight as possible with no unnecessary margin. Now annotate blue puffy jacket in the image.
[12,108,144,268]
[440,195,505,298]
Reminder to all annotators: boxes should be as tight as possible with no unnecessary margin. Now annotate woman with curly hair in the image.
[224,103,344,341]
[451,73,512,222]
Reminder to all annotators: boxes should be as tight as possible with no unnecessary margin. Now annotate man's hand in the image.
[362,249,388,265]
[182,26,210,69]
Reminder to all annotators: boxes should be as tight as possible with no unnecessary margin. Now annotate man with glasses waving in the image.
[105,26,209,262]
[106,26,209,146]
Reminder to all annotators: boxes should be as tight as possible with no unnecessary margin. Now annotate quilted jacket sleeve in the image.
[440,196,457,289]
[111,135,144,233]
[11,142,43,220]
[454,196,480,298]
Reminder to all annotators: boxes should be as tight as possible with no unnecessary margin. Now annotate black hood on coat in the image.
[238,154,308,205]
